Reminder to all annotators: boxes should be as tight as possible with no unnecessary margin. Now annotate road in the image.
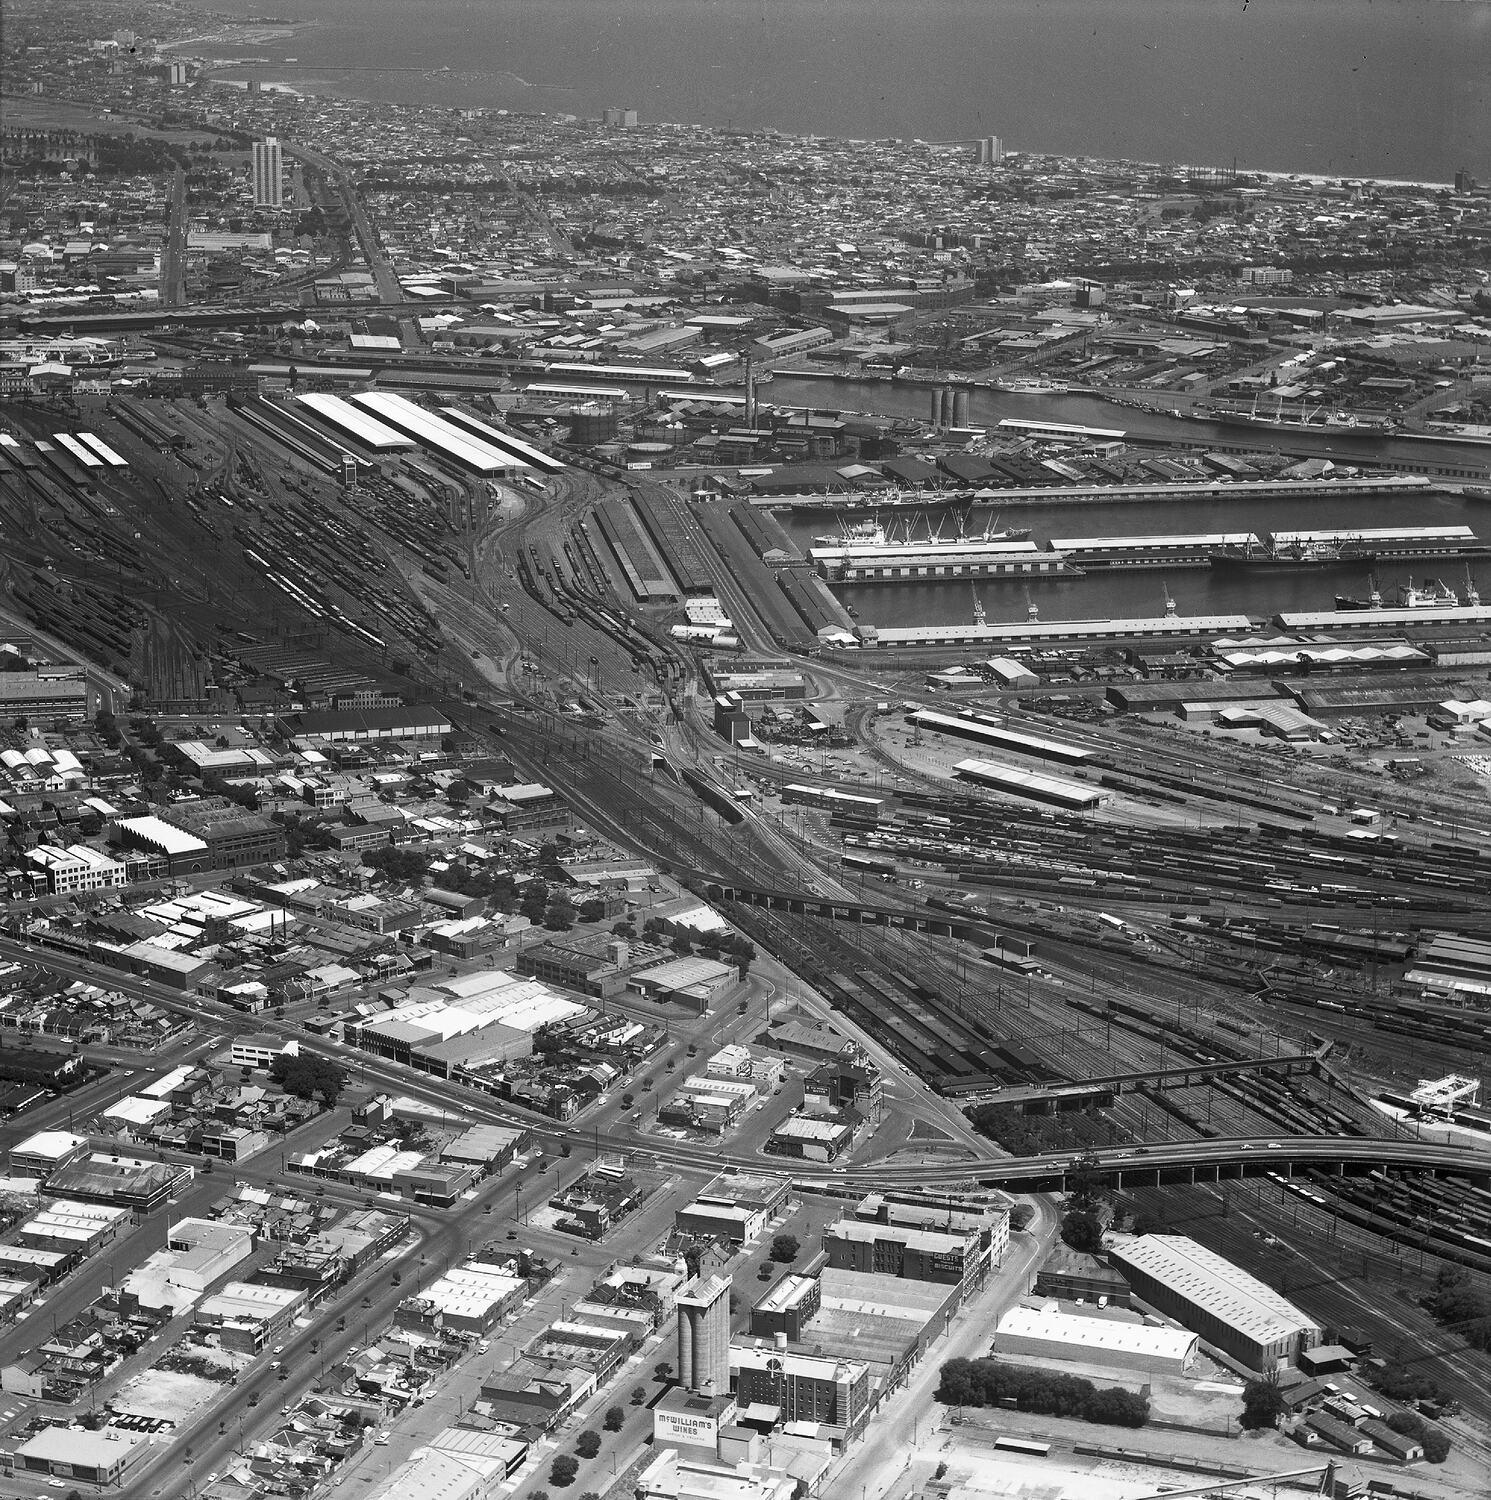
[826,1194,1059,1500]
[159,166,186,308]
[281,141,404,308]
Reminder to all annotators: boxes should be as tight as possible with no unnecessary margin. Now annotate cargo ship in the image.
[1193,396,1398,436]
[1211,525,1485,569]
[812,515,1032,548]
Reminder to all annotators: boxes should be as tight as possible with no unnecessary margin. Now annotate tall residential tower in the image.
[252,136,283,209]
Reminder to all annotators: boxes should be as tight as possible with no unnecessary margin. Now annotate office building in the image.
[977,135,1004,165]
[677,1273,731,1397]
[1106,1234,1323,1374]
[252,136,283,208]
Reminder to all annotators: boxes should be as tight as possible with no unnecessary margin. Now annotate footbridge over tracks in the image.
[816,1136,1491,1193]
[941,1046,1330,1108]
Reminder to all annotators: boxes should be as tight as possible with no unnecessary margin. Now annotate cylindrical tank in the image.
[929,388,944,428]
[566,403,616,446]
[953,389,970,427]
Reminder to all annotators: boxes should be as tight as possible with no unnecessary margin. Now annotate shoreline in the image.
[179,58,1463,192]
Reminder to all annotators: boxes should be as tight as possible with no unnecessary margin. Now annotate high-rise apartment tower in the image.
[252,136,283,209]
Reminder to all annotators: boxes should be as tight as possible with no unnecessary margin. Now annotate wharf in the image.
[757,473,1437,511]
[861,613,1257,649]
[1052,533,1260,571]
[810,538,1079,583]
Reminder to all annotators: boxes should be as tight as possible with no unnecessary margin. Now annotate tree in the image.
[549,1456,579,1488]
[654,1361,674,1381]
[269,1052,347,1109]
[1009,1202,1036,1232]
[1385,1409,1452,1462]
[575,1431,601,1460]
[1060,1209,1104,1255]
[630,1385,647,1406]
[1068,1150,1105,1211]
[1240,1376,1287,1431]
[770,1233,800,1263]
[604,1405,625,1431]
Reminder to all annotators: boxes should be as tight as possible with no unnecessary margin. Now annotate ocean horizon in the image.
[194,0,1489,184]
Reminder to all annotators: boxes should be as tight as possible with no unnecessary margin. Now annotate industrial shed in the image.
[994,1303,1198,1376]
[953,758,1108,811]
[1105,1234,1322,1374]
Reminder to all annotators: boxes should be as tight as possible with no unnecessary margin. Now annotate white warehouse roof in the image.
[996,1304,1198,1364]
[350,391,523,475]
[1107,1234,1322,1347]
[298,392,415,450]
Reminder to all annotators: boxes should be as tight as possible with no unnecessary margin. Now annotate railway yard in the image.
[5,378,1491,1442]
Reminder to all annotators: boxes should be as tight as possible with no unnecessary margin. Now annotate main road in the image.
[6,938,1487,1202]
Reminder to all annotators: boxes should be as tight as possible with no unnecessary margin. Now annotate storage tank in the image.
[952,389,971,427]
[566,403,616,446]
[929,388,944,428]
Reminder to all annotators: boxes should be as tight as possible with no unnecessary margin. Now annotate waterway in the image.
[762,376,1491,628]
[198,0,1490,183]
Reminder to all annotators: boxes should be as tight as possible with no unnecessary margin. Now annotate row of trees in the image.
[543,1407,628,1488]
[936,1357,1149,1428]
[1424,1264,1491,1353]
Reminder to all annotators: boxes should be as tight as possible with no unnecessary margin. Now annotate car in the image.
[48,1482,66,1491]
[1266,1141,1282,1149]
[272,1344,285,1354]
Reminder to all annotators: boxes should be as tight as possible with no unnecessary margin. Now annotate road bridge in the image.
[794,1136,1491,1193]
[5,939,1488,1201]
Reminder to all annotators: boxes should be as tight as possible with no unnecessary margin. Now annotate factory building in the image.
[823,1217,984,1300]
[730,1341,872,1444]
[1105,1234,1322,1374]
[993,1303,1198,1376]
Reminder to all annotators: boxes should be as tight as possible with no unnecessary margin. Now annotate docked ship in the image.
[1334,578,1383,610]
[1210,536,1351,567]
[1211,524,1486,570]
[1397,576,1461,608]
[811,514,1032,548]
[1193,396,1397,436]
[997,376,1075,394]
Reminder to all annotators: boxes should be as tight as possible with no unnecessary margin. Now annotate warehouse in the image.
[350,391,526,476]
[279,705,453,743]
[1105,1234,1322,1374]
[866,613,1255,650]
[993,1302,1198,1376]
[909,710,1094,765]
[440,407,564,472]
[297,392,415,451]
[953,758,1108,811]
